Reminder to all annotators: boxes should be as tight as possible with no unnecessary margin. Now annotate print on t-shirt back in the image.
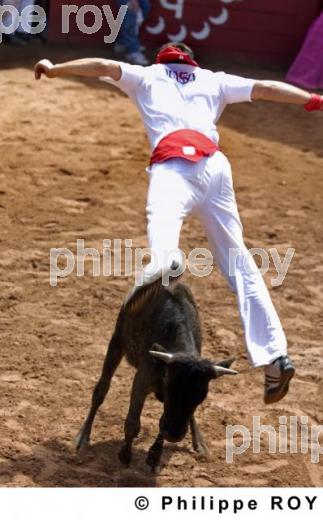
[165,68,197,85]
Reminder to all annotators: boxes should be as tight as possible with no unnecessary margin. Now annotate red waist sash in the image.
[150,129,219,165]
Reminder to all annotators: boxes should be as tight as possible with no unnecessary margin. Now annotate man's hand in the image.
[34,59,55,80]
[33,58,122,81]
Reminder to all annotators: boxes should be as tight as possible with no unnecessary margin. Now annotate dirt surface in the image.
[0,43,322,488]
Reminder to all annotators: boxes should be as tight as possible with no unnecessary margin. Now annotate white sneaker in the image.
[264,355,295,404]
[126,51,149,66]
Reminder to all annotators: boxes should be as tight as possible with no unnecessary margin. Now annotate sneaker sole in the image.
[264,366,295,404]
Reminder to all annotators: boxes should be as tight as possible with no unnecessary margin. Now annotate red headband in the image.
[156,46,199,67]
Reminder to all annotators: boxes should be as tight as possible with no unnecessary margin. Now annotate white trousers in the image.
[144,152,287,367]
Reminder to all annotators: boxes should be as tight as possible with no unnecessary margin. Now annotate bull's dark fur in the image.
[76,283,236,472]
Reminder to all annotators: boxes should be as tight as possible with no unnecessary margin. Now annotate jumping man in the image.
[34,43,323,404]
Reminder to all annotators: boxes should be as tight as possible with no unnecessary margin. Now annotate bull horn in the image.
[149,351,174,364]
[213,365,239,376]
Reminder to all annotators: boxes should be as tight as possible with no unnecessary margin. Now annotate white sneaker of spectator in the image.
[126,51,149,65]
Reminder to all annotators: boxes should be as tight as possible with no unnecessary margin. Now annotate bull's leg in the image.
[190,415,210,458]
[118,371,150,466]
[75,334,123,451]
[146,432,164,474]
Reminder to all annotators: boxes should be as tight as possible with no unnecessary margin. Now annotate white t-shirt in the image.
[100,62,255,151]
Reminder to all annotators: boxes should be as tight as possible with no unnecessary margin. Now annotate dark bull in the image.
[75,281,238,472]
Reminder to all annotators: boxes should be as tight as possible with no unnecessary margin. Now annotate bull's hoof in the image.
[194,441,210,460]
[75,429,90,452]
[118,445,132,466]
[146,451,162,474]
[146,457,162,475]
[149,463,162,475]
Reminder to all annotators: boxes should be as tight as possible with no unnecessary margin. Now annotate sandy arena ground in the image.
[0,43,322,487]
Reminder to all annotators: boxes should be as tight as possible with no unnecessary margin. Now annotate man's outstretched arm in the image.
[34,58,122,81]
[251,80,322,110]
